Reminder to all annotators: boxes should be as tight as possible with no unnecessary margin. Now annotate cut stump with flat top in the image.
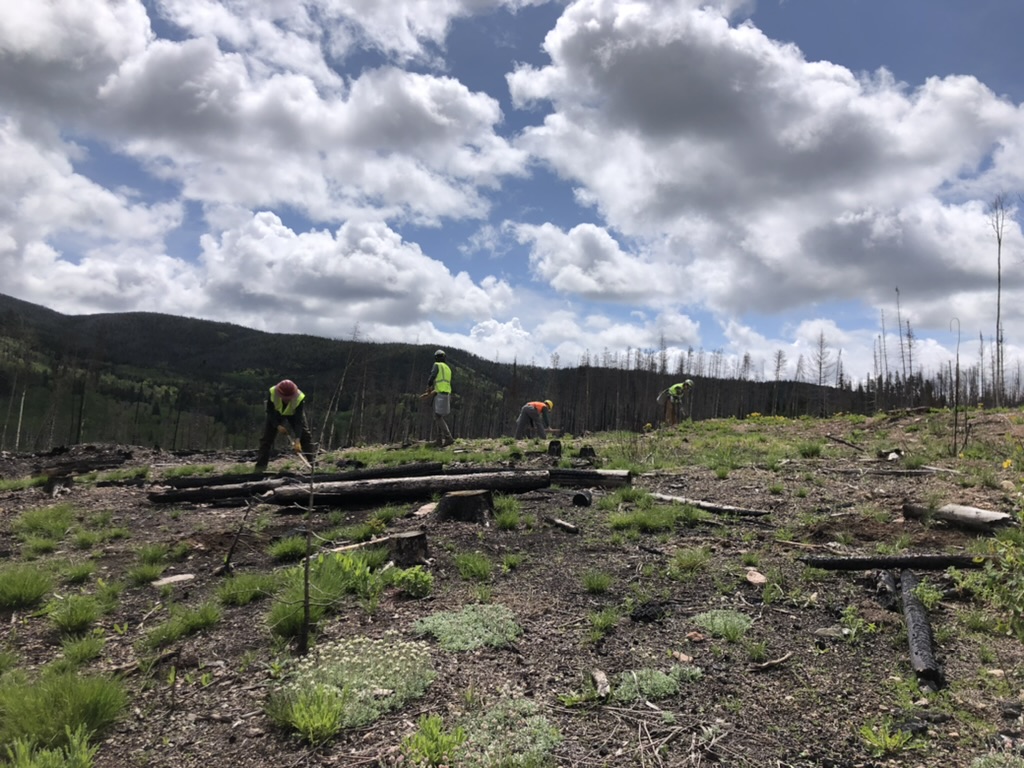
[435,489,493,524]
[389,530,429,567]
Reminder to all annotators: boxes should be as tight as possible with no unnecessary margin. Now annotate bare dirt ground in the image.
[2,412,1024,768]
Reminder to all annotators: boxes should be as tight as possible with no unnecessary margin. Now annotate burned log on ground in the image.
[435,490,493,524]
[148,478,290,504]
[267,470,552,506]
[799,554,986,571]
[903,502,1015,534]
[900,570,944,688]
[648,493,771,518]
[548,468,631,489]
[34,447,134,477]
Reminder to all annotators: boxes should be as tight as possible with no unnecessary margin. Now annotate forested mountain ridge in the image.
[0,293,926,454]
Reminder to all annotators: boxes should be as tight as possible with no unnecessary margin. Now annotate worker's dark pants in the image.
[256,412,314,466]
[515,405,545,439]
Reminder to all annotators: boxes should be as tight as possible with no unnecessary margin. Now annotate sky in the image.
[3,0,1024,385]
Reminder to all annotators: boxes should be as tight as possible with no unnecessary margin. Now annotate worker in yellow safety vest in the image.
[255,379,315,471]
[425,350,454,447]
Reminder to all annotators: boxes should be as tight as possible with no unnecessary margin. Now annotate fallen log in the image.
[903,502,1015,533]
[799,554,986,571]
[900,570,944,688]
[648,493,771,518]
[267,470,551,505]
[148,478,290,503]
[548,468,631,488]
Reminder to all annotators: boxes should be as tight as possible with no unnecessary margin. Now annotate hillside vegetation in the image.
[0,293,993,455]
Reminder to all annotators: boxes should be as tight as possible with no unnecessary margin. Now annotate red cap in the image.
[275,379,298,399]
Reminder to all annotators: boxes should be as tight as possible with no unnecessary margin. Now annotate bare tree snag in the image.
[799,554,985,571]
[543,516,579,534]
[388,530,429,567]
[267,470,551,505]
[435,490,493,524]
[648,493,771,518]
[903,502,1015,533]
[900,570,944,688]
[548,468,631,488]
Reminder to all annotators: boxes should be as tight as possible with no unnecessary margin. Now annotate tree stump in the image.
[435,490,493,524]
[572,490,593,507]
[389,530,429,567]
[548,440,562,457]
[578,445,597,460]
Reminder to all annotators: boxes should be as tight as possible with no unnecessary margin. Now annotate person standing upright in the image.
[425,350,454,447]
[255,379,315,471]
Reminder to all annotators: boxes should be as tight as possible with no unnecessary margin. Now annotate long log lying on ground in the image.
[159,462,446,489]
[903,502,1015,533]
[445,466,630,489]
[149,478,290,503]
[548,468,631,488]
[799,554,986,571]
[266,470,551,505]
[648,493,771,518]
[900,570,944,688]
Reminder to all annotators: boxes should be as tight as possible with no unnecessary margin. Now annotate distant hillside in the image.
[0,293,916,454]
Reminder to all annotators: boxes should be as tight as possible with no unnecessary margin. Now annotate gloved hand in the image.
[277,424,289,435]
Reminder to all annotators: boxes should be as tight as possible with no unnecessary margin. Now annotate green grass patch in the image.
[413,604,521,651]
[0,564,53,609]
[141,602,221,650]
[0,669,126,750]
[266,632,434,744]
[216,572,282,606]
[453,552,492,582]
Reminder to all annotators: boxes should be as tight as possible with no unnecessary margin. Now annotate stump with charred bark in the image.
[435,490,493,524]
[389,530,429,567]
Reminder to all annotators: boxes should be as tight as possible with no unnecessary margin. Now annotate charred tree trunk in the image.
[800,554,985,571]
[900,570,944,688]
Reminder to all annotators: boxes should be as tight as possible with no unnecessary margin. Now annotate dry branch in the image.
[648,492,771,518]
[543,516,579,534]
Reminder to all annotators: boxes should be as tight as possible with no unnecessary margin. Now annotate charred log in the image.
[800,554,985,571]
[900,570,944,688]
